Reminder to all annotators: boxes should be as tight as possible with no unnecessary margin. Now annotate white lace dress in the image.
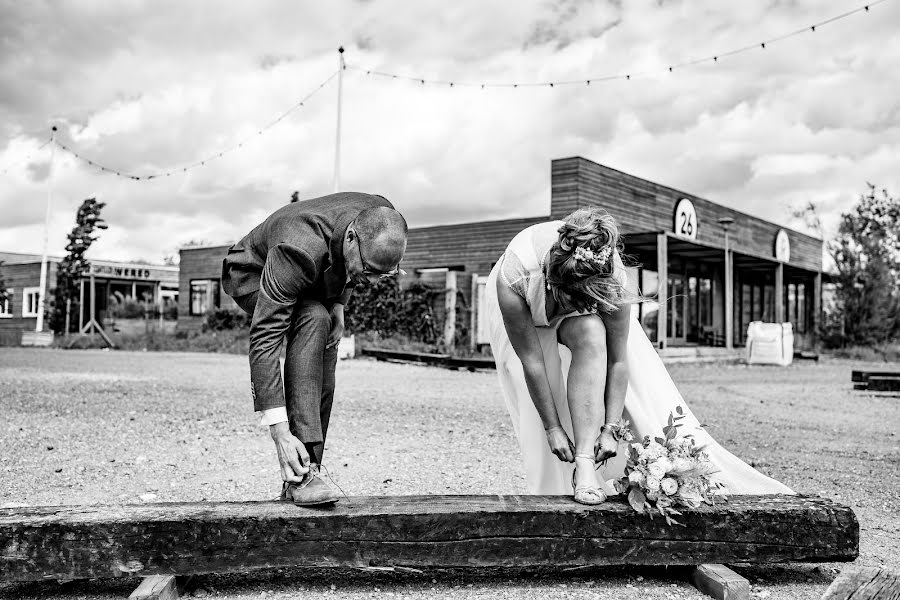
[485,221,793,496]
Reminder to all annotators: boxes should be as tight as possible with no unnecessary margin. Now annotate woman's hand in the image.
[595,425,618,464]
[545,426,575,462]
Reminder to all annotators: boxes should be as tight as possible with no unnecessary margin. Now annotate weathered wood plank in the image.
[851,370,900,383]
[821,566,900,600]
[868,376,900,392]
[691,564,749,600]
[0,494,857,583]
[129,574,179,600]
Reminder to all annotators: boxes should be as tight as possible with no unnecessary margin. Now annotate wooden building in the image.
[177,156,823,350]
[0,251,178,345]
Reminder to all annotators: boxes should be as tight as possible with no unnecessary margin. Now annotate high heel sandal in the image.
[572,454,607,505]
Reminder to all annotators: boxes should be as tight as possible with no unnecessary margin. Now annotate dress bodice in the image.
[499,221,627,327]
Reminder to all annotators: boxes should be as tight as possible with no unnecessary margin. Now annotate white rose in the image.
[645,476,661,492]
[671,457,693,474]
[648,462,666,479]
[646,490,659,502]
[628,471,645,486]
[661,477,679,495]
[656,457,673,473]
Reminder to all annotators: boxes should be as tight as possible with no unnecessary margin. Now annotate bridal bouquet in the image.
[613,406,727,526]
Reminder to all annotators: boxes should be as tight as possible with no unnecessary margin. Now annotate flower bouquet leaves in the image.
[613,406,728,526]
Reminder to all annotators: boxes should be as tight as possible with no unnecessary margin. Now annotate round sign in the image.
[774,229,791,263]
[673,198,698,240]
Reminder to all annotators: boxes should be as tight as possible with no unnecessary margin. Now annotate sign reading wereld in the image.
[673,198,698,240]
[774,229,791,263]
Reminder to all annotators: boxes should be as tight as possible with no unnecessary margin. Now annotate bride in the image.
[485,207,792,504]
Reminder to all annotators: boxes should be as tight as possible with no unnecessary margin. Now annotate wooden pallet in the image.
[852,370,900,392]
[1,494,857,584]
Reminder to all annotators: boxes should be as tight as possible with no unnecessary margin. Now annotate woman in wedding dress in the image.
[485,207,793,504]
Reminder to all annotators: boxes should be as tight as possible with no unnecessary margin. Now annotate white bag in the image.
[746,321,793,366]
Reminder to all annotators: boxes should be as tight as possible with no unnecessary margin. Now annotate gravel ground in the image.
[1,348,898,600]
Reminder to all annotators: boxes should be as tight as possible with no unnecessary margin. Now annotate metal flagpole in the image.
[35,126,57,333]
[332,46,345,193]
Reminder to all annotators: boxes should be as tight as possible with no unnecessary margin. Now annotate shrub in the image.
[109,298,147,319]
[204,308,249,331]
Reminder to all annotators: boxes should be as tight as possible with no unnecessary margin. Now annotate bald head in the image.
[354,206,408,268]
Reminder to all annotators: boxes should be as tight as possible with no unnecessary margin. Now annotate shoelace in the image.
[318,464,352,505]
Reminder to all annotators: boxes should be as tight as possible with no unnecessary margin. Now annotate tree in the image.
[826,184,900,346]
[290,191,299,203]
[48,198,108,334]
[0,261,8,312]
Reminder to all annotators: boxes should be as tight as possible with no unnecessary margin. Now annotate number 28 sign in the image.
[673,198,698,240]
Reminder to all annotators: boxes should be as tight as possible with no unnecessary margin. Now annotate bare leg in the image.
[558,314,607,493]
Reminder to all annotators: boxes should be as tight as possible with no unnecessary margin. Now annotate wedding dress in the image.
[485,221,793,496]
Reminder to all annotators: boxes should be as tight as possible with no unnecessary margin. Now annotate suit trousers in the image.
[234,290,338,464]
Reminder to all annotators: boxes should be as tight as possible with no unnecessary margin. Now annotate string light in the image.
[0,138,52,177]
[51,69,339,181]
[346,0,884,89]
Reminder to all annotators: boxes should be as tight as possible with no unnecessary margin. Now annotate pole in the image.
[35,126,57,333]
[724,229,734,350]
[332,46,345,193]
[89,274,96,335]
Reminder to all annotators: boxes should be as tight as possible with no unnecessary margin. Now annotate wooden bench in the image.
[852,370,900,392]
[0,494,857,585]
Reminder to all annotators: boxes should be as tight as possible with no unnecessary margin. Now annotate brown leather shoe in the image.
[280,465,340,506]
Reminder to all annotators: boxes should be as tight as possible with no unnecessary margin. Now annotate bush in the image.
[109,298,147,319]
[344,279,440,344]
[204,309,249,331]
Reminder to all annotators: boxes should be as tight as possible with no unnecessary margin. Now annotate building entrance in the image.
[667,267,717,346]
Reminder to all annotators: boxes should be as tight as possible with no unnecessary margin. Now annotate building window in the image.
[0,288,12,317]
[22,287,41,317]
[189,279,220,316]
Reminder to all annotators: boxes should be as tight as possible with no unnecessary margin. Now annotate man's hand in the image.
[327,304,345,349]
[269,422,310,482]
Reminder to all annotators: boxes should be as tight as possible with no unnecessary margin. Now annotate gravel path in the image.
[1,348,898,599]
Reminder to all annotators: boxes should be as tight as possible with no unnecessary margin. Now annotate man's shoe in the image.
[280,465,340,506]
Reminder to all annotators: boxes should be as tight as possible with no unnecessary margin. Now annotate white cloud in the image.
[1,0,898,262]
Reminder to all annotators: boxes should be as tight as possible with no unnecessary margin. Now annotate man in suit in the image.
[223,192,407,505]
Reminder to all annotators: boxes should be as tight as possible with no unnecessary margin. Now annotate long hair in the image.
[545,208,638,313]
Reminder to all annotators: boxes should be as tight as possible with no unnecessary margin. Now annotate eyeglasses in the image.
[355,232,404,278]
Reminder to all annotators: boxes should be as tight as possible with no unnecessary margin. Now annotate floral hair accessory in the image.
[573,245,612,266]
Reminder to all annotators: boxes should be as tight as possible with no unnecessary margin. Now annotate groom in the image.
[222,192,408,505]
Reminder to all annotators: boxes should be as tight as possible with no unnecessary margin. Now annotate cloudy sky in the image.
[1,0,898,263]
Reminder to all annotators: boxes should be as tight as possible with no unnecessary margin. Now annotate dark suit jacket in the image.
[222,192,393,411]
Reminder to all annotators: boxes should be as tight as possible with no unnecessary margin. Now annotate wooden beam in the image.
[774,263,784,323]
[821,566,900,600]
[0,495,858,583]
[129,575,179,600]
[852,370,900,383]
[691,564,749,600]
[868,376,900,392]
[442,271,458,348]
[657,233,668,349]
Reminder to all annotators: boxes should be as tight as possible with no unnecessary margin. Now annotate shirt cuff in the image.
[257,406,288,426]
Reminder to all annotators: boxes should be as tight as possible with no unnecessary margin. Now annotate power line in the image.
[347,0,887,88]
[52,69,340,181]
